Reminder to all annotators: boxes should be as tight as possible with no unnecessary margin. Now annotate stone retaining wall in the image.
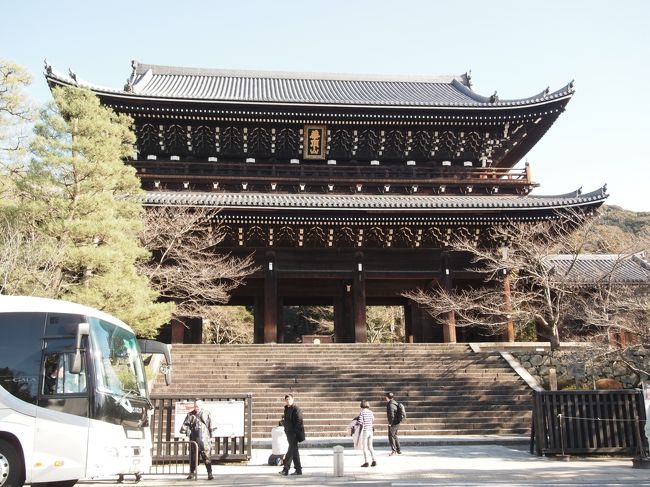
[511,348,648,390]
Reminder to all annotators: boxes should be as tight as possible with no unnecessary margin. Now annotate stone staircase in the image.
[153,343,532,438]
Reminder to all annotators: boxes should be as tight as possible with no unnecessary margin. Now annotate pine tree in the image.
[15,86,173,337]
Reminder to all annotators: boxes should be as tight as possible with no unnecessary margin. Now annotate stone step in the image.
[154,344,532,437]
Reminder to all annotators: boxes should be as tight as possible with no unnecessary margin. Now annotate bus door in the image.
[33,337,90,483]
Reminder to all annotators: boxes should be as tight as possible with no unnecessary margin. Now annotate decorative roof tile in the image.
[45,61,574,109]
[142,186,608,212]
[543,253,650,285]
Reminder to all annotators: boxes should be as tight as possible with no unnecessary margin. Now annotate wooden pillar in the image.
[264,251,277,343]
[171,317,185,344]
[353,252,367,343]
[444,310,457,343]
[277,295,284,343]
[442,253,457,343]
[503,269,515,342]
[190,317,204,344]
[404,304,414,343]
[407,303,424,343]
[334,282,353,343]
[254,296,264,344]
[420,305,435,342]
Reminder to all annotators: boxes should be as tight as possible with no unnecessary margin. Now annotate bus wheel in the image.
[0,439,24,487]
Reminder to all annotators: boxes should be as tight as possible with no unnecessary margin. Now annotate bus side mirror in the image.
[138,339,172,386]
[71,322,90,374]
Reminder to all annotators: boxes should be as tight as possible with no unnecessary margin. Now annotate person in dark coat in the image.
[385,392,402,455]
[180,399,214,480]
[279,394,305,476]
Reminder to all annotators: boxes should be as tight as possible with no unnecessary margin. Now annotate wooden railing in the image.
[531,390,648,457]
[133,161,533,188]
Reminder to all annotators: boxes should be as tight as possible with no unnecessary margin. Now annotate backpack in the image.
[396,402,407,422]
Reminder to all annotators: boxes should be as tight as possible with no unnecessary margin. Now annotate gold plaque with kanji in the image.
[303,125,327,160]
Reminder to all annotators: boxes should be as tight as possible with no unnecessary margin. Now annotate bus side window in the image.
[42,352,87,395]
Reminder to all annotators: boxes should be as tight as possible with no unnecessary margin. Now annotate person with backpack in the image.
[279,393,305,476]
[180,399,214,480]
[385,392,403,455]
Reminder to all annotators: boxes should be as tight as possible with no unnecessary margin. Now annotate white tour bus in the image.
[0,296,172,487]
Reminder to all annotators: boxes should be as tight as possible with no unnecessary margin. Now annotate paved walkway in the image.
[79,441,650,486]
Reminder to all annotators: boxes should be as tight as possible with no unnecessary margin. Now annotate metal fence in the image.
[149,394,253,466]
[531,390,648,457]
[147,440,198,477]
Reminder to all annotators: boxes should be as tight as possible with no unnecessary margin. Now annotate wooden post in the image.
[503,269,515,342]
[442,253,457,343]
[353,252,367,343]
[171,317,185,344]
[264,251,277,343]
[409,303,423,343]
[444,310,457,343]
[253,296,264,344]
[334,282,353,343]
[404,304,414,343]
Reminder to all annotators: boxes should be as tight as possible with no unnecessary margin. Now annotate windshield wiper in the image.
[116,388,140,413]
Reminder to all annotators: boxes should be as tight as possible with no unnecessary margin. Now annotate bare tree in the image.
[202,306,254,344]
[139,206,256,338]
[367,306,404,343]
[405,210,649,351]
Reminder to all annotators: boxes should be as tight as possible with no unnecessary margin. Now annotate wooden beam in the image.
[503,270,515,342]
[353,252,367,343]
[264,252,278,343]
[171,317,185,344]
[442,252,457,344]
[443,310,457,343]
[254,296,264,344]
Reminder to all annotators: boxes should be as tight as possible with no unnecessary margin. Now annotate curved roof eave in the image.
[141,186,608,212]
[45,64,574,111]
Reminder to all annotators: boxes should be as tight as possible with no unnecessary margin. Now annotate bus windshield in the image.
[88,317,147,399]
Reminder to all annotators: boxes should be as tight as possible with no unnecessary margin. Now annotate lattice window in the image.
[275,128,300,158]
[356,129,380,160]
[191,125,217,158]
[383,130,406,159]
[163,124,188,156]
[220,126,244,157]
[248,127,272,158]
[329,128,354,160]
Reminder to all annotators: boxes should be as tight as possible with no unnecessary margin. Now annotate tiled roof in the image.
[45,61,574,109]
[142,186,607,211]
[544,253,650,285]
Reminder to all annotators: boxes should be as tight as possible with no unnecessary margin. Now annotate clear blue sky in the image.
[3,0,648,211]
